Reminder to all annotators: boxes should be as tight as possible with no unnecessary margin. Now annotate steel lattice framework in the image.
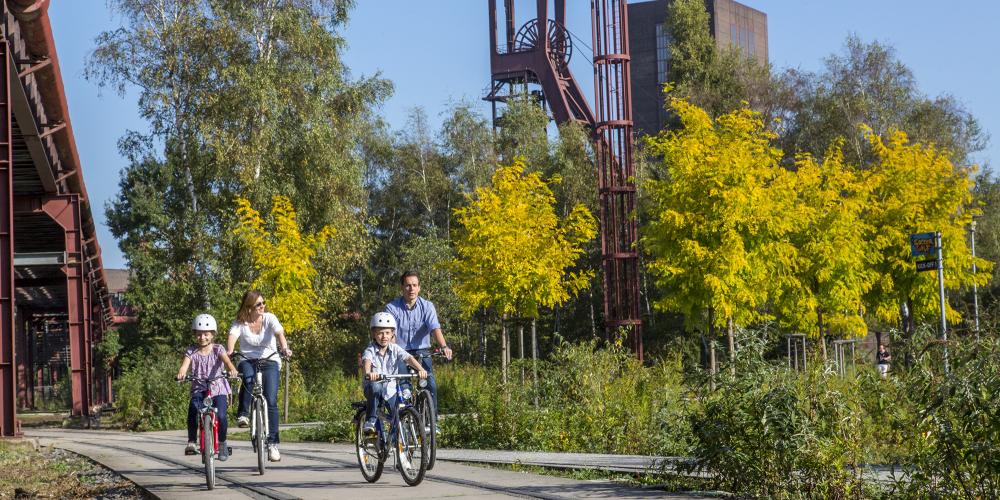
[487,0,642,358]
[0,0,115,436]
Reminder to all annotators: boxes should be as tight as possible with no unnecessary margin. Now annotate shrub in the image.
[438,338,693,455]
[681,328,880,498]
[894,337,1000,496]
[115,345,189,431]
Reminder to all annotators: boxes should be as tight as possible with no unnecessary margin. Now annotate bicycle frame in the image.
[198,390,220,457]
[233,350,281,474]
[364,374,421,454]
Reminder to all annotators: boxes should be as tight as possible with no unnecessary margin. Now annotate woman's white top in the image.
[229,312,284,369]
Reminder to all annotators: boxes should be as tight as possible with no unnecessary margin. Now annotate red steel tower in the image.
[486,0,642,358]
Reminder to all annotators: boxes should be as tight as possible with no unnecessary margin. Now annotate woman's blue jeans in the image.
[236,359,280,444]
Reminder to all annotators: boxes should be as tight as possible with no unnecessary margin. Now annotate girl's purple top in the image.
[185,344,232,396]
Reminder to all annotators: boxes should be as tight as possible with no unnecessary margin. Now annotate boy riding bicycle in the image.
[176,314,239,460]
[362,312,427,436]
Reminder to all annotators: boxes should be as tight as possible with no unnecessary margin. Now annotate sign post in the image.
[935,232,948,373]
[910,231,948,373]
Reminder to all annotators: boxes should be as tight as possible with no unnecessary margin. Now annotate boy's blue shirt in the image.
[362,342,413,399]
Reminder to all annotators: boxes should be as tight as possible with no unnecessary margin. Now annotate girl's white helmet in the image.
[370,312,397,330]
[192,313,217,331]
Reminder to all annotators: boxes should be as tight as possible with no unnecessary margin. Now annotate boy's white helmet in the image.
[370,312,397,330]
[192,313,217,331]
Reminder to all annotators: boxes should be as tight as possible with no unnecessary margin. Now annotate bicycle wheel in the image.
[355,411,384,482]
[396,407,427,486]
[202,413,216,490]
[416,390,437,470]
[254,403,267,475]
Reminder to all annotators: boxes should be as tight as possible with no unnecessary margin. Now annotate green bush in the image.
[115,345,189,431]
[894,338,1000,497]
[281,365,361,441]
[438,338,693,455]
[681,329,880,498]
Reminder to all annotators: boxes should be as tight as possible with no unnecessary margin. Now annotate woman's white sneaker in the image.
[267,444,281,462]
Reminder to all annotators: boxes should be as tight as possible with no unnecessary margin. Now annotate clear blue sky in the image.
[48,1,1000,270]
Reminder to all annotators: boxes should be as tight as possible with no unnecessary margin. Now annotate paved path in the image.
[28,428,703,499]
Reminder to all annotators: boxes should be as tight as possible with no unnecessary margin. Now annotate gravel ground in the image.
[1,440,147,499]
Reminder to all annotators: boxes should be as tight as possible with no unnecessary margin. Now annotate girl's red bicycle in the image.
[184,374,230,490]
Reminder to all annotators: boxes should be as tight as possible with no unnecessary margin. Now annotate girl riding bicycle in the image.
[176,314,238,460]
[362,312,427,436]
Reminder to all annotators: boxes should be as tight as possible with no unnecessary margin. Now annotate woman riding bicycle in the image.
[226,290,292,462]
[176,314,238,460]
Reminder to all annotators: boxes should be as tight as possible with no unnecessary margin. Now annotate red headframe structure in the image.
[486,0,642,359]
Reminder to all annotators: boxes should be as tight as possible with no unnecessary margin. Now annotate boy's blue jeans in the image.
[236,359,280,444]
[363,382,398,428]
[188,394,228,443]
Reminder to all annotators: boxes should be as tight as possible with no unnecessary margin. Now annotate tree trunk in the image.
[727,316,736,375]
[479,309,487,365]
[708,308,717,389]
[501,314,508,384]
[818,307,828,362]
[518,321,525,384]
[531,318,538,408]
[589,288,597,338]
[640,254,654,328]
[904,298,915,367]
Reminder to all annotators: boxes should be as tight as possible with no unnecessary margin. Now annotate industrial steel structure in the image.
[486,0,642,358]
[1,0,114,436]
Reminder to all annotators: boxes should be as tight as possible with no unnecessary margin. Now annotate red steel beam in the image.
[0,36,18,436]
[592,0,642,359]
[38,195,90,415]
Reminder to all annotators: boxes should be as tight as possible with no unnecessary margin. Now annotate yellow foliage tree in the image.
[863,128,992,331]
[452,158,596,380]
[778,142,876,342]
[643,97,802,365]
[233,195,335,339]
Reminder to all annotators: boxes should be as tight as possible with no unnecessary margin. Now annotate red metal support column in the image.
[592,0,642,359]
[83,266,92,409]
[0,35,16,435]
[39,195,90,415]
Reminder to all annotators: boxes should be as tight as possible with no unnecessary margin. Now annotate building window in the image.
[655,23,670,84]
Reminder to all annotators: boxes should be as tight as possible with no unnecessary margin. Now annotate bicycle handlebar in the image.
[181,374,234,383]
[369,372,424,382]
[232,350,284,363]
[409,347,451,361]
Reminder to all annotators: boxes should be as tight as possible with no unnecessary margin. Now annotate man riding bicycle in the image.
[384,270,453,419]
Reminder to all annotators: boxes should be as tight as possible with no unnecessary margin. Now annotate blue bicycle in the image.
[352,372,428,486]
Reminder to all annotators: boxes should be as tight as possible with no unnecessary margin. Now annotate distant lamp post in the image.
[971,218,980,340]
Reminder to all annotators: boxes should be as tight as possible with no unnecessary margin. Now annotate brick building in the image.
[628,0,768,137]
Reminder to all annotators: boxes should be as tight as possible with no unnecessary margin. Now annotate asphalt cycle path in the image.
[29,428,704,499]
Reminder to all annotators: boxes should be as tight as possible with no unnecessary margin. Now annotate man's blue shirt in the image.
[385,296,441,350]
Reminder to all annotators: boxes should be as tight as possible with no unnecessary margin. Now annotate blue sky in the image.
[49,1,1000,270]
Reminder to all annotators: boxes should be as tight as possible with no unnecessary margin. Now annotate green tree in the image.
[783,36,986,168]
[452,159,596,381]
[91,0,384,354]
[664,0,789,121]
